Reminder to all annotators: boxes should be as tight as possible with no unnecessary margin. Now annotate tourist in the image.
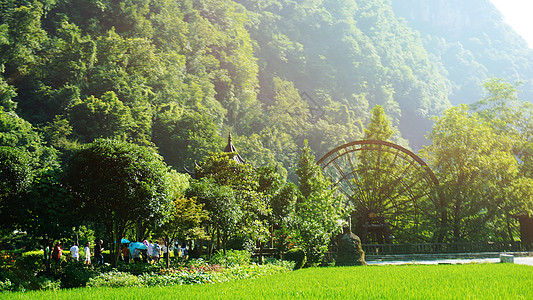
[84,242,91,265]
[52,241,62,264]
[94,239,104,264]
[133,247,141,263]
[180,243,188,259]
[121,244,130,263]
[162,243,168,260]
[147,240,153,264]
[70,242,79,261]
[151,242,160,263]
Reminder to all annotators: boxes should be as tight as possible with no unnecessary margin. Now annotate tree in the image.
[268,77,310,138]
[364,105,394,141]
[68,91,135,143]
[156,196,207,267]
[294,140,344,266]
[421,105,517,241]
[185,178,241,258]
[22,167,76,272]
[0,146,32,225]
[65,139,174,266]
[195,152,270,252]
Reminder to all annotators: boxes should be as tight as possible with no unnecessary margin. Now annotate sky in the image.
[491,0,533,48]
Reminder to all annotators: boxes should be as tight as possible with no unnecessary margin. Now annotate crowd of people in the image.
[47,239,190,265]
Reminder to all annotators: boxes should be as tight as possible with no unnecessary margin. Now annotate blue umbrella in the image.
[128,242,147,256]
[121,238,130,244]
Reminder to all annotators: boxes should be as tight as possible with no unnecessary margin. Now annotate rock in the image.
[336,232,367,266]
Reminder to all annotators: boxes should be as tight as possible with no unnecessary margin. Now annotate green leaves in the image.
[294,141,343,265]
[65,138,174,265]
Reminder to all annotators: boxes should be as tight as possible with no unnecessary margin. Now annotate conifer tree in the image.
[364,105,394,141]
[294,140,343,266]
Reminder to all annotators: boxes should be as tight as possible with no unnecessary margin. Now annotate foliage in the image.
[60,261,99,288]
[185,178,241,257]
[210,250,251,267]
[364,105,394,141]
[421,104,518,241]
[283,248,306,270]
[139,271,214,286]
[65,139,174,266]
[212,263,290,283]
[0,277,15,292]
[86,270,142,288]
[293,141,343,266]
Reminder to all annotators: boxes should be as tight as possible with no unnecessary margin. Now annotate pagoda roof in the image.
[224,133,245,164]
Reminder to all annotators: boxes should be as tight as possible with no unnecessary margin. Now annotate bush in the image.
[264,257,296,270]
[14,251,43,271]
[210,250,251,267]
[60,261,99,288]
[213,263,291,282]
[139,271,214,286]
[139,272,184,287]
[284,248,306,269]
[0,278,15,292]
[116,261,161,275]
[87,271,142,288]
[25,276,61,291]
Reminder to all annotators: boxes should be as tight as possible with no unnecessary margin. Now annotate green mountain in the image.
[1,0,530,174]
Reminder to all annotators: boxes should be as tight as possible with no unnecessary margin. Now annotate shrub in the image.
[14,251,43,271]
[0,278,15,292]
[139,272,184,287]
[264,257,296,270]
[86,271,142,288]
[213,264,291,282]
[139,271,214,286]
[116,261,161,275]
[284,248,306,269]
[25,276,61,291]
[60,261,100,288]
[211,250,251,267]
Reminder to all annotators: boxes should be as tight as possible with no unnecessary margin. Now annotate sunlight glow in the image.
[491,0,533,48]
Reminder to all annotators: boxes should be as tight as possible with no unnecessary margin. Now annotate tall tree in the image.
[65,139,174,266]
[421,105,517,241]
[294,140,343,266]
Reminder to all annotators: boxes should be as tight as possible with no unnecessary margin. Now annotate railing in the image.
[253,242,524,260]
[362,241,523,255]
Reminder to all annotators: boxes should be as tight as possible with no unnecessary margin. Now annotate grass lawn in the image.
[5,263,533,299]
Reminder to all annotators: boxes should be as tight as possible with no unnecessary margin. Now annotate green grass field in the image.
[4,263,533,299]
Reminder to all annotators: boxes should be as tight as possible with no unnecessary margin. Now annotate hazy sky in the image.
[491,0,533,48]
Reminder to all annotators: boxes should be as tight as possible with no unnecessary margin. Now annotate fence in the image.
[254,242,524,261]
[361,241,523,255]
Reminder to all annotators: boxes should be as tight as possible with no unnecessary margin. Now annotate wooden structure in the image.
[318,140,446,243]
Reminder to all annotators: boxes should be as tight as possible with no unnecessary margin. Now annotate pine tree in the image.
[294,140,343,266]
[364,105,394,141]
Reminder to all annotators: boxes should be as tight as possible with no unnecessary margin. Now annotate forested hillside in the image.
[392,0,533,105]
[1,0,531,176]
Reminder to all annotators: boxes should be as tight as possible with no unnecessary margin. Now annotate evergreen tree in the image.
[364,105,394,141]
[294,140,343,266]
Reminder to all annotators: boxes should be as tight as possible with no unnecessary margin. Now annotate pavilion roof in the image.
[224,133,245,164]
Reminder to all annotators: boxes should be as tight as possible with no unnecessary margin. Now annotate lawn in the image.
[4,263,532,299]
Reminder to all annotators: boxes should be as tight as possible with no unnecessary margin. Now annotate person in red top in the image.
[52,241,62,264]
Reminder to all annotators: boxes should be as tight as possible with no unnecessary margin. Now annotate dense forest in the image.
[3,0,532,166]
[2,0,533,252]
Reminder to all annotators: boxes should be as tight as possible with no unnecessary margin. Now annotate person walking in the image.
[162,243,169,260]
[151,242,160,263]
[94,240,104,264]
[121,244,130,263]
[52,242,62,264]
[70,242,79,261]
[84,242,91,265]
